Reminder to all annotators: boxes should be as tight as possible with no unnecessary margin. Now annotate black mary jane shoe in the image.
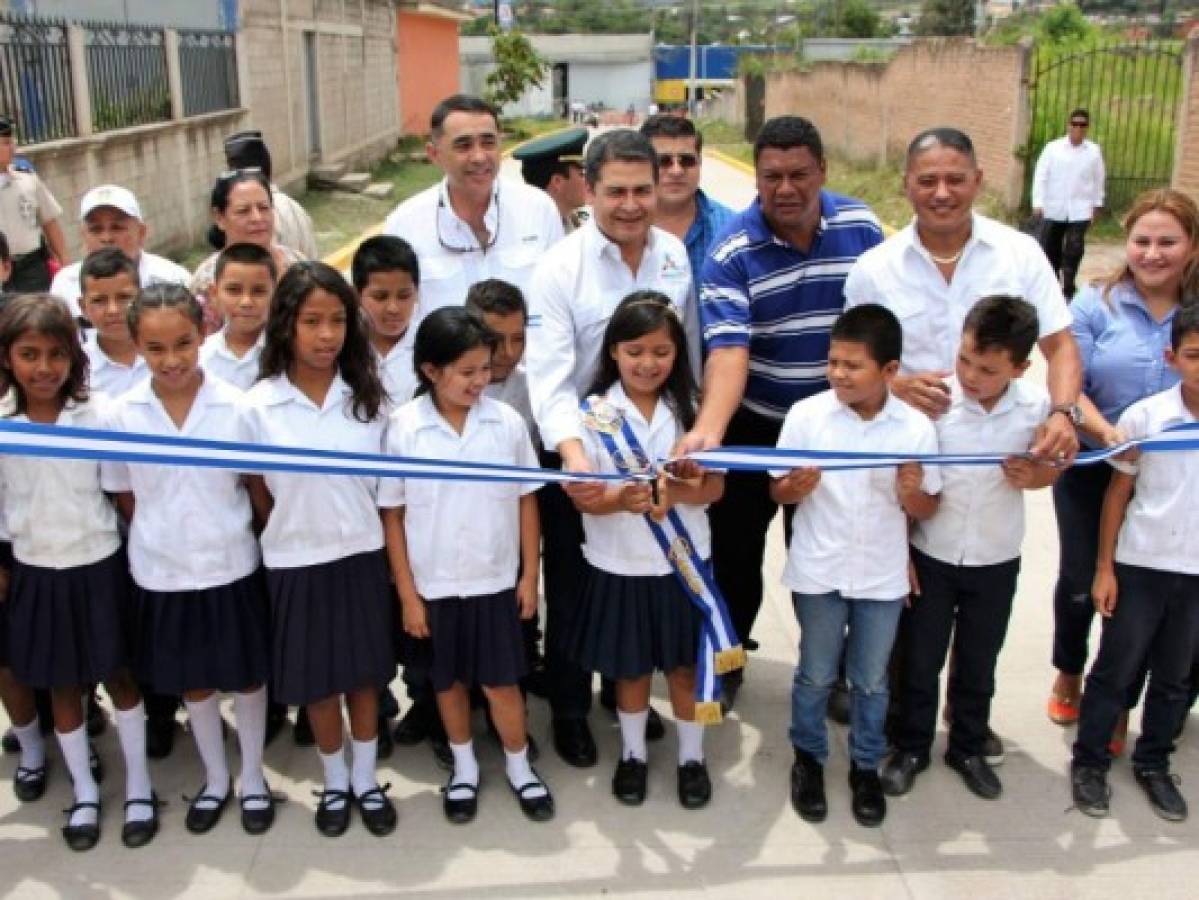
[313,788,352,837]
[240,789,282,836]
[355,783,398,837]
[14,762,49,802]
[88,742,104,785]
[677,760,712,810]
[509,771,555,822]
[612,757,648,806]
[121,794,162,849]
[184,783,231,834]
[442,780,480,825]
[61,800,102,852]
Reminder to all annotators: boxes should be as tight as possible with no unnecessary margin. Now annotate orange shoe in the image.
[1107,712,1129,757]
[1048,692,1080,725]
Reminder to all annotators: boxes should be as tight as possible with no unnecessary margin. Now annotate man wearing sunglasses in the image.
[383,94,564,315]
[639,115,733,288]
[1031,108,1105,300]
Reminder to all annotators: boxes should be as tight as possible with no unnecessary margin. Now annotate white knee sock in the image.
[319,745,349,810]
[350,737,382,808]
[56,724,98,827]
[676,719,705,765]
[114,702,155,822]
[447,739,479,801]
[233,688,269,809]
[184,694,229,809]
[12,718,46,771]
[504,744,547,798]
[617,708,649,762]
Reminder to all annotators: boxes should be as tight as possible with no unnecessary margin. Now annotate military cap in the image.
[513,127,588,190]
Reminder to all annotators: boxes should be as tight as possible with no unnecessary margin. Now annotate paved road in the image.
[0,149,1193,900]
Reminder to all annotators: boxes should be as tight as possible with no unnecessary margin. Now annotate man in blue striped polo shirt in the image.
[677,116,883,704]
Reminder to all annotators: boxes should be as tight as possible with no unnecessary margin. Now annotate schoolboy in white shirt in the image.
[199,243,276,391]
[79,247,148,398]
[882,296,1057,802]
[1071,305,1199,823]
[771,304,940,829]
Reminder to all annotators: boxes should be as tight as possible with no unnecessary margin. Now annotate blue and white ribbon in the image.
[582,396,745,725]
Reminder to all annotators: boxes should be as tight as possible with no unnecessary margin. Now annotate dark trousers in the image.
[709,406,790,648]
[1073,564,1199,772]
[1051,461,1111,676]
[1040,220,1089,299]
[538,450,593,720]
[893,549,1020,760]
[4,247,51,293]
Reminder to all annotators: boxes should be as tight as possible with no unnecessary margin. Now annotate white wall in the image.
[568,61,651,112]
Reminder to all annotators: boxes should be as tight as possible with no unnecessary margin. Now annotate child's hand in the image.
[775,467,821,503]
[400,595,430,639]
[618,480,654,515]
[1092,568,1119,618]
[1001,456,1041,489]
[516,575,538,621]
[896,462,924,498]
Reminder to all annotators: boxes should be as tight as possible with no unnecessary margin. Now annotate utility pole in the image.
[688,0,699,116]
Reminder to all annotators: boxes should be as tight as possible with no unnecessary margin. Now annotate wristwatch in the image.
[1049,403,1083,427]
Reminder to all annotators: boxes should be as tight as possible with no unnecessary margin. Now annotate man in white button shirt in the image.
[1031,108,1106,300]
[526,129,693,767]
[382,94,564,315]
[49,185,190,318]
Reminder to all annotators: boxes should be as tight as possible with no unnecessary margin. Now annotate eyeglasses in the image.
[436,194,499,254]
[1070,121,1089,128]
[216,166,264,181]
[658,153,699,170]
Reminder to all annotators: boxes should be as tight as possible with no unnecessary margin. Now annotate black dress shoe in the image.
[612,757,648,805]
[552,718,598,768]
[982,728,1005,767]
[442,780,479,824]
[293,708,315,747]
[393,704,431,746]
[355,784,398,836]
[264,703,288,747]
[849,763,886,827]
[509,770,554,822]
[376,717,394,760]
[645,708,666,742]
[1134,769,1188,822]
[86,692,106,738]
[1071,764,1110,817]
[790,748,827,822]
[240,790,279,835]
[881,750,929,797]
[121,794,162,848]
[313,788,352,837]
[13,762,48,802]
[721,669,744,714]
[677,760,712,809]
[145,717,176,760]
[185,782,231,834]
[61,800,101,852]
[88,742,104,785]
[945,753,1002,800]
[378,685,400,720]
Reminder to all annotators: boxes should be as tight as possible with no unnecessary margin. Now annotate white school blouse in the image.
[578,383,711,577]
[777,390,941,601]
[911,377,1050,567]
[1113,384,1199,575]
[101,375,259,591]
[84,332,149,399]
[0,393,121,569]
[240,372,386,569]
[199,329,265,392]
[378,394,540,599]
[375,328,417,407]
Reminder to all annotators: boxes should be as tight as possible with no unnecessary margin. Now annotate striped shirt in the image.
[699,191,883,420]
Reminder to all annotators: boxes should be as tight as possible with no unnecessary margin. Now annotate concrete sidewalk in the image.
[0,149,1195,900]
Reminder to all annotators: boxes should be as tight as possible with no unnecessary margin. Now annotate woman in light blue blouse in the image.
[1048,189,1199,745]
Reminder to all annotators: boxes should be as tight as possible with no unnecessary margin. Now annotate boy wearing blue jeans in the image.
[772,304,940,827]
[1071,305,1199,822]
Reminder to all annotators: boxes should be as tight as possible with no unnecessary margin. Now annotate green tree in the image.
[915,0,974,36]
[839,0,883,37]
[1037,3,1093,44]
[484,28,547,108]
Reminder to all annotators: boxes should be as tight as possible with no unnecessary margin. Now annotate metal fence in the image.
[179,29,239,117]
[83,19,171,132]
[0,12,77,143]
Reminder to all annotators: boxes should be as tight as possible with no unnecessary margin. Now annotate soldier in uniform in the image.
[0,115,69,292]
[513,127,590,234]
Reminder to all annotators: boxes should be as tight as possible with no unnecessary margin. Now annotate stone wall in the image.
[764,38,1031,210]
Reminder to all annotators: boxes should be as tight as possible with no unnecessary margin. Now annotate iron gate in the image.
[1023,39,1183,214]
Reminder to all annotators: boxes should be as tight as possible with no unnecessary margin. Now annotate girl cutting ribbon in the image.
[567,291,740,811]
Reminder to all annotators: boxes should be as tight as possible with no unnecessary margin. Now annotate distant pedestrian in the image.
[1032,108,1105,300]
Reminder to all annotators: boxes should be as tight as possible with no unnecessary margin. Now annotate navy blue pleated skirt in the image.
[134,569,270,694]
[567,563,703,679]
[425,588,527,692]
[6,549,133,688]
[266,550,396,706]
[0,541,12,668]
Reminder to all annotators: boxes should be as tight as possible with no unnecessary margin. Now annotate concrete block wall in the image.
[764,38,1031,210]
[1171,37,1199,199]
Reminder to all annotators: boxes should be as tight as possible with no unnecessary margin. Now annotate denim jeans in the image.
[790,590,904,769]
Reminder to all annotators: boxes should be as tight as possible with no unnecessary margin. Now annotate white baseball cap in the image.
[80,184,143,222]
